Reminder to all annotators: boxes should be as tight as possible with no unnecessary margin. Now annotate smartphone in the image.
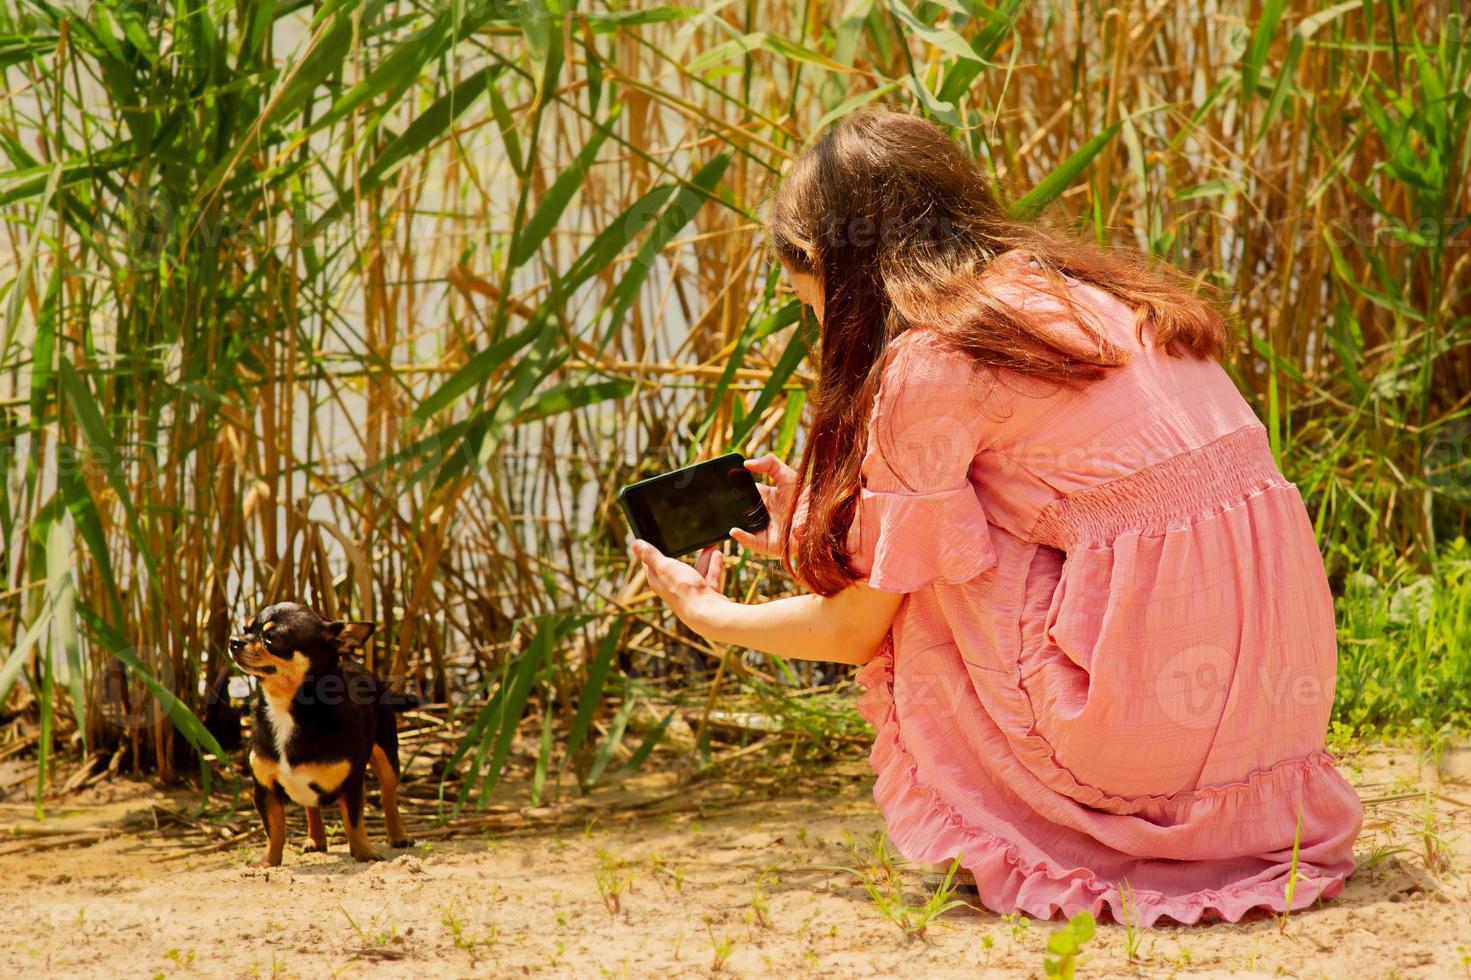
[619,451,770,557]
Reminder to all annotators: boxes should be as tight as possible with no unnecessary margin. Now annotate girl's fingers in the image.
[695,544,726,590]
[703,550,724,590]
[747,454,795,481]
[632,539,660,566]
[730,527,762,551]
[694,543,718,577]
[631,540,664,589]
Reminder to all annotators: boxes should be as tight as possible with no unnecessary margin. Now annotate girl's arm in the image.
[629,539,903,666]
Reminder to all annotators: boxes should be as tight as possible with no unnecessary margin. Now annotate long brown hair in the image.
[767,108,1230,596]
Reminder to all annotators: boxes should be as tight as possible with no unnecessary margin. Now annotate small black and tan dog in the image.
[229,602,413,866]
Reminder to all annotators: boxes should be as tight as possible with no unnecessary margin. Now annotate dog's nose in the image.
[228,636,245,654]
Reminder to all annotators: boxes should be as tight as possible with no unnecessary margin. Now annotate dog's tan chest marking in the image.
[259,672,349,806]
[249,750,279,788]
[278,759,351,806]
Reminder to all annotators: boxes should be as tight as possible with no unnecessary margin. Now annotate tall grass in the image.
[0,0,1466,797]
[1335,538,1471,737]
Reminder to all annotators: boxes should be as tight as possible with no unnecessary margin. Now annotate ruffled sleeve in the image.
[846,331,998,593]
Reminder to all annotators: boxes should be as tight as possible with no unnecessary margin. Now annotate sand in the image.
[0,738,1467,979]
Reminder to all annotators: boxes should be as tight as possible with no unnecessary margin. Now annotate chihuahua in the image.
[229,602,413,866]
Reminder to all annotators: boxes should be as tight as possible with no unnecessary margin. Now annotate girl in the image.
[629,108,1363,926]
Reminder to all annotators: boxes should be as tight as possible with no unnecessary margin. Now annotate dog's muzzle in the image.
[229,636,275,675]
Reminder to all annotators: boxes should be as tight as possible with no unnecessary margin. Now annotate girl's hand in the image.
[729,453,798,558]
[629,539,729,638]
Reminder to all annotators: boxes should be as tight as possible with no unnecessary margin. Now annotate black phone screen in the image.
[620,452,769,556]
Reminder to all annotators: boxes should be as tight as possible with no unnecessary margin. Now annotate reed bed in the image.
[0,0,1466,805]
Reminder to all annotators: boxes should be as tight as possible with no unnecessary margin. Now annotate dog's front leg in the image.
[253,779,286,867]
[337,773,382,862]
[304,805,328,852]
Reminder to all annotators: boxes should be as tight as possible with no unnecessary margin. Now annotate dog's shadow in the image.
[251,845,424,877]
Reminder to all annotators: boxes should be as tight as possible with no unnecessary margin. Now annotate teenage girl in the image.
[630,108,1362,925]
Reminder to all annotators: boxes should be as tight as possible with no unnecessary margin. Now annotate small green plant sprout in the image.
[1042,911,1096,979]
[746,869,779,929]
[1389,770,1420,796]
[1003,910,1031,943]
[1360,838,1404,875]
[706,918,736,972]
[842,830,904,890]
[163,948,196,967]
[981,933,995,967]
[250,951,288,979]
[339,901,403,953]
[595,848,634,916]
[1278,804,1304,935]
[1454,942,1470,975]
[833,852,970,943]
[796,909,823,943]
[647,853,685,897]
[439,903,497,959]
[1420,792,1451,875]
[1412,717,1454,774]
[1117,879,1143,962]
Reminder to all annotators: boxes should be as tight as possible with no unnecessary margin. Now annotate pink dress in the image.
[794,250,1363,926]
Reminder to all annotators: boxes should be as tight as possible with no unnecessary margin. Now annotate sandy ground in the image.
[0,739,1468,979]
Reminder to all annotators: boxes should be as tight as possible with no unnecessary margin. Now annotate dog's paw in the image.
[254,856,283,869]
[390,837,414,849]
[351,849,386,863]
[301,842,328,854]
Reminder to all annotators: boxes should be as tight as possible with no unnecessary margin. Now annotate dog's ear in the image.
[324,620,376,654]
